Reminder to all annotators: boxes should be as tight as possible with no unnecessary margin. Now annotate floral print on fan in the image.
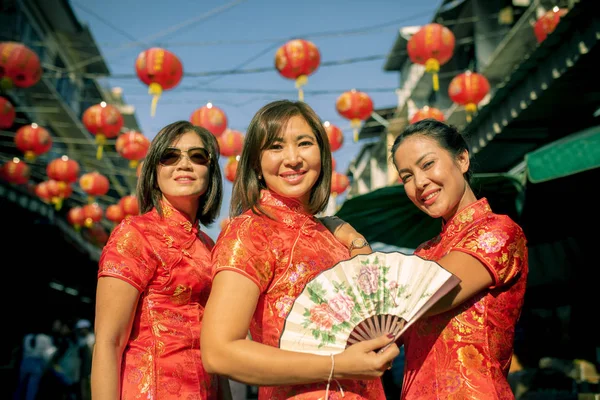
[301,254,411,348]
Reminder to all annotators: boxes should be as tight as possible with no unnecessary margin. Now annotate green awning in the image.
[335,174,524,249]
[526,125,600,183]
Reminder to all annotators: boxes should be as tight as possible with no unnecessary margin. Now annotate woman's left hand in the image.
[319,216,371,254]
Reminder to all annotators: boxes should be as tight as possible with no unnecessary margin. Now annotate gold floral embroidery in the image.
[458,208,475,224]
[172,285,191,305]
[117,229,143,258]
[458,345,484,369]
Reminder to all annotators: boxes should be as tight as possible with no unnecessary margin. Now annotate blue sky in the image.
[71,0,440,240]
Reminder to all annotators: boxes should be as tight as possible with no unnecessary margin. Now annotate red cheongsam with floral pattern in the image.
[98,203,218,399]
[400,198,528,400]
[212,190,386,400]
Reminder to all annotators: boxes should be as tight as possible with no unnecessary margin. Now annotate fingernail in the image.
[387,333,395,339]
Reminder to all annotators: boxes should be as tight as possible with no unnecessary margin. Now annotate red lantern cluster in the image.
[0,96,16,129]
[82,103,124,159]
[410,106,446,124]
[15,123,52,161]
[448,71,490,122]
[324,121,344,152]
[336,89,374,142]
[115,131,150,168]
[190,103,228,137]
[0,42,42,90]
[135,47,183,117]
[534,8,568,43]
[37,179,72,210]
[275,39,321,101]
[407,23,455,91]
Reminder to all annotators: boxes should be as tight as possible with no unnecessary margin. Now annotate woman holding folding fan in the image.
[201,99,399,400]
[330,119,529,399]
[91,121,231,400]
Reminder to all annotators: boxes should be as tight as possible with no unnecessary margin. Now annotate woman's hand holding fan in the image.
[279,251,461,355]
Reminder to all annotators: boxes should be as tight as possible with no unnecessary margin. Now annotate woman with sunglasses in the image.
[201,100,399,400]
[91,121,230,400]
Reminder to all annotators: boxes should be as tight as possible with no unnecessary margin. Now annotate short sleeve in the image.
[211,216,275,293]
[98,219,157,292]
[450,215,527,288]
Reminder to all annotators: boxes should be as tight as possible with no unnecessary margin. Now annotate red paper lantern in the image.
[331,171,349,196]
[224,158,238,183]
[1,157,29,184]
[448,71,490,122]
[534,8,568,43]
[47,156,79,184]
[67,206,85,231]
[407,23,455,92]
[115,131,150,168]
[190,103,228,137]
[79,171,110,203]
[275,39,321,101]
[106,204,125,224]
[82,103,124,160]
[335,89,374,142]
[46,179,72,210]
[0,42,42,89]
[82,203,103,228]
[119,195,139,217]
[324,121,343,152]
[14,123,52,162]
[135,47,183,117]
[410,106,446,124]
[0,96,16,129]
[218,129,244,159]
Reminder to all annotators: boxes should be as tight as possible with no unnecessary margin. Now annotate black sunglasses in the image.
[159,147,211,166]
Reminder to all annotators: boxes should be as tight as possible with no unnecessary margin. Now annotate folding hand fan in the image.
[278,251,460,355]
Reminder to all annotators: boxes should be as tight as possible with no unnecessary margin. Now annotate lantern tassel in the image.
[149,83,163,117]
[351,119,361,142]
[129,160,139,169]
[465,103,477,123]
[96,134,106,160]
[24,151,36,163]
[432,72,440,92]
[295,75,308,102]
[425,59,441,92]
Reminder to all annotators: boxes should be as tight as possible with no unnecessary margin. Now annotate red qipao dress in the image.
[400,198,528,400]
[98,203,218,399]
[212,190,386,400]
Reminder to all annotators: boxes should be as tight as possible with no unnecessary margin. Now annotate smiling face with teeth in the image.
[157,131,211,220]
[259,115,322,208]
[393,134,475,221]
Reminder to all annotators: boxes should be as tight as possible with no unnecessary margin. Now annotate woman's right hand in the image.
[334,334,400,380]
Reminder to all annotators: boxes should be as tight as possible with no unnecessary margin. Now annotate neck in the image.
[162,196,199,223]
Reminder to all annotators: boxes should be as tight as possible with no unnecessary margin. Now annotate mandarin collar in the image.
[441,197,492,235]
[258,190,317,230]
[153,201,199,248]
